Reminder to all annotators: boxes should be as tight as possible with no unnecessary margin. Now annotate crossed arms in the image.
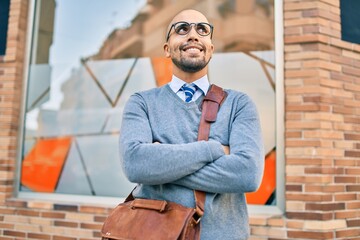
[120,93,264,194]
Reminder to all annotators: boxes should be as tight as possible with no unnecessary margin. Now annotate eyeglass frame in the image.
[165,21,214,42]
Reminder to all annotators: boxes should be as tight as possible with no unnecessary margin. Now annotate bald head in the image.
[171,9,209,24]
[166,9,210,40]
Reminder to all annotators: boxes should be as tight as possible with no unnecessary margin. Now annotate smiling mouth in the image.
[181,44,204,54]
[184,48,202,54]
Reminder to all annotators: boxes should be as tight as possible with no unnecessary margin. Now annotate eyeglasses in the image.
[166,21,214,42]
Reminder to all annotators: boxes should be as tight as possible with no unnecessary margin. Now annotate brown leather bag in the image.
[101,84,226,240]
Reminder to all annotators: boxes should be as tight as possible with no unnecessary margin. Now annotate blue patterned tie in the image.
[181,83,198,103]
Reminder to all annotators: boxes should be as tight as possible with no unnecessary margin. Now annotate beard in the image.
[171,47,211,73]
[172,56,210,73]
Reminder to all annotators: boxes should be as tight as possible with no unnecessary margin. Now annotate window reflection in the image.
[22,0,276,205]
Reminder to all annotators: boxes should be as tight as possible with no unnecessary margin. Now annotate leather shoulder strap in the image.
[194,84,227,217]
[198,84,227,141]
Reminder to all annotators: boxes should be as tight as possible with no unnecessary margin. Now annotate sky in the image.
[45,0,146,109]
[26,0,146,129]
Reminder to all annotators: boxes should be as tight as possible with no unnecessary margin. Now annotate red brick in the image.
[41,211,65,219]
[16,209,40,217]
[305,167,344,175]
[336,228,360,238]
[286,140,321,147]
[344,117,360,124]
[286,131,302,138]
[5,199,26,208]
[3,230,26,238]
[287,212,333,220]
[343,66,360,77]
[80,222,102,230]
[0,222,14,229]
[346,168,360,174]
[345,134,360,140]
[336,210,360,219]
[345,151,360,158]
[288,230,334,239]
[335,176,357,183]
[93,231,102,238]
[347,219,360,227]
[288,192,333,202]
[79,205,108,214]
[286,185,302,192]
[94,216,107,223]
[286,104,322,112]
[331,55,353,66]
[54,220,78,228]
[306,202,345,211]
[302,8,339,21]
[347,202,360,209]
[333,106,354,115]
[52,236,76,240]
[306,185,345,193]
[27,233,51,240]
[287,158,332,166]
[335,193,356,201]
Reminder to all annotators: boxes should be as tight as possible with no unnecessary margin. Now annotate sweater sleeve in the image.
[119,93,225,185]
[173,95,265,193]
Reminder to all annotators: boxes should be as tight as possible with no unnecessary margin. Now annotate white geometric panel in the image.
[104,58,158,132]
[103,108,123,133]
[26,64,51,111]
[35,108,109,137]
[56,140,93,195]
[249,50,275,66]
[86,58,137,104]
[76,134,135,197]
[60,65,110,109]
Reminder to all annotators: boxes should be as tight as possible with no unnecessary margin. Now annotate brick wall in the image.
[0,0,28,203]
[250,0,360,239]
[283,0,360,238]
[1,0,360,239]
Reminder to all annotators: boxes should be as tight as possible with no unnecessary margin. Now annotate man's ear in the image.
[163,43,171,58]
[210,43,214,54]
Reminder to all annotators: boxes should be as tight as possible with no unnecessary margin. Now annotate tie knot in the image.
[181,83,198,103]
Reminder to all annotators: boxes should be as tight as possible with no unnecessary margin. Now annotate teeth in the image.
[185,48,200,52]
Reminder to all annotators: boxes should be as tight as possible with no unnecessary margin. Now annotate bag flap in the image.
[101,201,196,240]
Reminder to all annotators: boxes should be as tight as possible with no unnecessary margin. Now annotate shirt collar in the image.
[168,75,210,95]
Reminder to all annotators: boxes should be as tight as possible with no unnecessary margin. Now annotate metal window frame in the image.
[16,0,285,215]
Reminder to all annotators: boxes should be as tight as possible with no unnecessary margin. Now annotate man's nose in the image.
[187,27,199,41]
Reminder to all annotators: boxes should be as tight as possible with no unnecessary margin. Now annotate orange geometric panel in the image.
[246,148,276,205]
[21,137,72,193]
[151,57,173,87]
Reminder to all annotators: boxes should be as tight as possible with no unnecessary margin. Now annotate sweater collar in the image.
[168,75,210,96]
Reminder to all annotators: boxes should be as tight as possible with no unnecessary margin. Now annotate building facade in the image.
[0,0,360,239]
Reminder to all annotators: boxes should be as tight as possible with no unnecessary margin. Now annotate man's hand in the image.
[222,145,230,155]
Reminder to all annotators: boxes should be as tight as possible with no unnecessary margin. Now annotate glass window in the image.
[21,0,277,206]
[0,0,10,55]
[340,0,360,44]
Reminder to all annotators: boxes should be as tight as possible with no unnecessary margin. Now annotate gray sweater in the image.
[120,84,264,240]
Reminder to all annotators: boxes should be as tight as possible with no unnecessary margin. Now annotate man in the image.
[120,9,264,240]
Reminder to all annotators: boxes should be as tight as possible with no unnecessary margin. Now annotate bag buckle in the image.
[193,210,202,224]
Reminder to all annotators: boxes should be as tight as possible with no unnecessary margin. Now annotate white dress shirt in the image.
[168,75,210,102]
